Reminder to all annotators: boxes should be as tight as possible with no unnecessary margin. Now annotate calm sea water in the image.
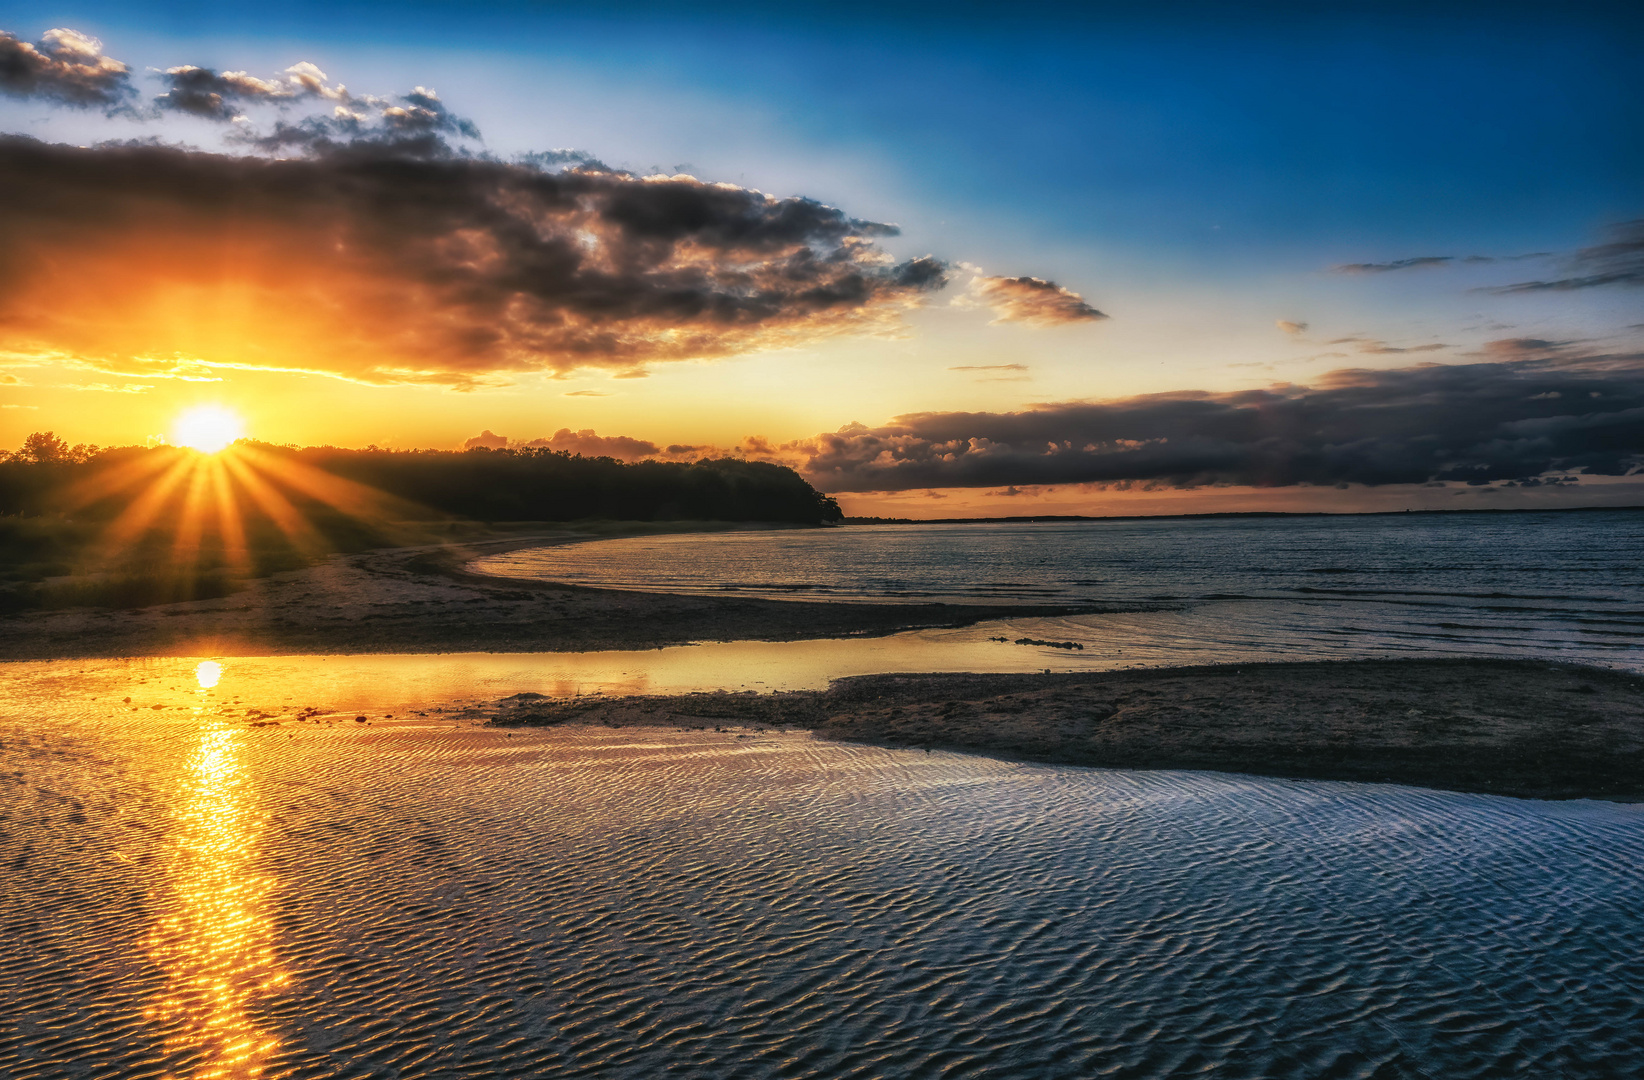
[2,659,1641,1079]
[473,511,1644,669]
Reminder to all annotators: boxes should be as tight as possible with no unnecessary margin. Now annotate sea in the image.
[4,510,1642,1078]
[472,509,1644,672]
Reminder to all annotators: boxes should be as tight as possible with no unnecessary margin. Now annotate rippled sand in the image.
[4,659,1642,1078]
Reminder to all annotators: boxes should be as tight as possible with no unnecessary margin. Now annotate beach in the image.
[4,529,1642,801]
[6,531,1644,1078]
[0,531,1120,660]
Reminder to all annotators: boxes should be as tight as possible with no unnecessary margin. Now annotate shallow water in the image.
[3,659,1642,1079]
[474,513,1644,670]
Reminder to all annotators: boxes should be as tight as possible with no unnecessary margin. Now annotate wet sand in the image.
[0,533,1119,660]
[489,659,1644,801]
[7,532,1640,801]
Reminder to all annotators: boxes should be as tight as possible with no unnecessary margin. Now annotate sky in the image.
[2,0,1641,516]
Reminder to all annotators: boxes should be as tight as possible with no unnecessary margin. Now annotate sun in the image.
[173,406,246,454]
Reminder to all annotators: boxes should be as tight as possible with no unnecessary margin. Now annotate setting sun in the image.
[172,406,245,454]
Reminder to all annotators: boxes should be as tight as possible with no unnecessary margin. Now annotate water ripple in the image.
[2,668,1642,1078]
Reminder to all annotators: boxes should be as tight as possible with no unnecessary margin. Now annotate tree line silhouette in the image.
[0,434,842,609]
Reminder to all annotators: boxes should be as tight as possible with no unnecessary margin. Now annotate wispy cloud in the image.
[1332,256,1456,274]
[1483,220,1644,293]
[1332,252,1551,274]
[962,274,1106,325]
[950,362,1030,381]
[1275,320,1308,335]
[60,381,152,393]
[1328,336,1448,355]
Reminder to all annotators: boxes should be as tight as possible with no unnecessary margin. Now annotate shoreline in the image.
[0,528,1132,660]
[488,658,1644,802]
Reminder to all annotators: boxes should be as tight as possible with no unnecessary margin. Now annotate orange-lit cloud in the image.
[963,274,1107,325]
[0,136,949,387]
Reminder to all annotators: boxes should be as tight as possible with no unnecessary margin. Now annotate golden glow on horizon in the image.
[71,440,414,580]
[173,407,245,454]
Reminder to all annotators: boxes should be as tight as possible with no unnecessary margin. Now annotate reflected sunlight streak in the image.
[145,663,287,1079]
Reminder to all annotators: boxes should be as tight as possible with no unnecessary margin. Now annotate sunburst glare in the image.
[172,407,245,454]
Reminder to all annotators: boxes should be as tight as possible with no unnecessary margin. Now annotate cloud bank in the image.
[788,345,1644,491]
[0,26,1117,384]
[0,135,949,385]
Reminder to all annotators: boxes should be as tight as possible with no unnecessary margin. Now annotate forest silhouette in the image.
[0,434,842,610]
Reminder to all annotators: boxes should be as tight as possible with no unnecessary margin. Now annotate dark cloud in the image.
[167,65,483,143]
[1485,220,1644,293]
[379,87,480,139]
[793,347,1644,492]
[153,61,359,122]
[518,148,608,171]
[0,28,131,108]
[155,65,297,120]
[0,135,950,385]
[967,275,1106,325]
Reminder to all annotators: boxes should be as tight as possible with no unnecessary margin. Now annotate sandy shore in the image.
[488,659,1644,801]
[0,531,1126,660]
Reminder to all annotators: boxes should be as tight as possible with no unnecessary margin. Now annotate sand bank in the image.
[489,659,1644,801]
[0,532,1124,660]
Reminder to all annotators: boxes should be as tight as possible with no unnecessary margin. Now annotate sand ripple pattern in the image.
[3,670,1643,1078]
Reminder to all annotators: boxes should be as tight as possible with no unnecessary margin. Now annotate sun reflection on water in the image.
[146,661,287,1079]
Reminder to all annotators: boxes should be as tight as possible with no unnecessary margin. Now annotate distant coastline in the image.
[843,503,1644,526]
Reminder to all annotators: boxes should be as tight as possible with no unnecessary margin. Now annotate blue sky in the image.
[2,1,1641,513]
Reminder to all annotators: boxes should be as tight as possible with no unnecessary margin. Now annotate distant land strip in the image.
[489,658,1644,802]
[843,504,1644,526]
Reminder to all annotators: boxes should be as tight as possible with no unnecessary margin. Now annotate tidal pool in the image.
[2,657,1641,1078]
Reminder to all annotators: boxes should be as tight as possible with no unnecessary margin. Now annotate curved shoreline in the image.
[487,658,1644,802]
[0,530,1137,660]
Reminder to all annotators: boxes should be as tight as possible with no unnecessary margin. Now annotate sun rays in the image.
[64,440,418,584]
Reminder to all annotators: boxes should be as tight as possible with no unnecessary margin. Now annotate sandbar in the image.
[489,659,1644,801]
